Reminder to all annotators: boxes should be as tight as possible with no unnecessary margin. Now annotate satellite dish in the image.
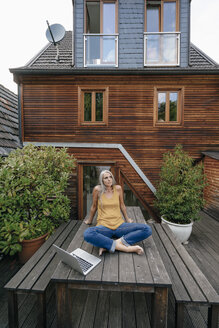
[45,21,66,61]
[46,22,66,45]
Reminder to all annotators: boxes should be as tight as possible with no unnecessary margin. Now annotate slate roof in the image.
[10,31,219,73]
[202,151,219,161]
[26,31,73,69]
[0,85,21,156]
[189,43,218,68]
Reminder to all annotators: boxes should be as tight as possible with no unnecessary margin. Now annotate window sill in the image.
[80,122,108,127]
[154,123,183,128]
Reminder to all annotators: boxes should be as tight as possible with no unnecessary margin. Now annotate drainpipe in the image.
[72,0,75,67]
[18,83,23,148]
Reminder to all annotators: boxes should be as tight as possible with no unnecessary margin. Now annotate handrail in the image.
[144,32,180,66]
[84,34,118,67]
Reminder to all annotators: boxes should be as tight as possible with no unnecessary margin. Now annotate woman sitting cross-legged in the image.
[84,170,152,256]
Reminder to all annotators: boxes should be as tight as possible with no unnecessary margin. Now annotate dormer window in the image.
[144,0,180,66]
[84,1,118,67]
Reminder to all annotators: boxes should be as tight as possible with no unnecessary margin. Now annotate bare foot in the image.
[115,239,144,255]
[99,248,107,256]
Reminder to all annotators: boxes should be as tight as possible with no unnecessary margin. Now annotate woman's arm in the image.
[84,186,99,224]
[116,185,133,223]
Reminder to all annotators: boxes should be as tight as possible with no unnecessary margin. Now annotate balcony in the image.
[144,32,180,66]
[84,34,118,67]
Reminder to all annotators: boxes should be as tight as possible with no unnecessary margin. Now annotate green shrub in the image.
[0,144,76,255]
[154,144,206,224]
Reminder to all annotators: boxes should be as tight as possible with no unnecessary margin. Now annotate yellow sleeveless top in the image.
[96,186,124,230]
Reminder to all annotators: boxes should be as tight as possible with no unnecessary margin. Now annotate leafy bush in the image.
[0,144,76,255]
[154,144,206,224]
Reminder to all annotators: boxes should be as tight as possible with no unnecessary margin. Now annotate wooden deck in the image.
[0,210,218,328]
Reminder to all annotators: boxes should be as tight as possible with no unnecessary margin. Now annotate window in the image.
[84,1,118,66]
[146,0,179,33]
[78,87,109,125]
[154,87,183,126]
[144,0,180,66]
[85,1,117,34]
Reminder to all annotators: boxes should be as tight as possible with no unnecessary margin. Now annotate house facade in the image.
[11,0,219,220]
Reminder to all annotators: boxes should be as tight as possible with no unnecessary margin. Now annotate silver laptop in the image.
[53,245,101,275]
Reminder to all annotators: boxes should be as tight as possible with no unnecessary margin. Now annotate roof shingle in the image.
[0,85,21,156]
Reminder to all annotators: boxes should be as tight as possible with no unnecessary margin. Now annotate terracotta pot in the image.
[161,216,193,244]
[19,233,48,264]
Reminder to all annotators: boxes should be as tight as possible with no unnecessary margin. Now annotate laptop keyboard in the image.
[73,254,93,272]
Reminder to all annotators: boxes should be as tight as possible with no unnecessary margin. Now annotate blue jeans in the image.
[84,222,152,253]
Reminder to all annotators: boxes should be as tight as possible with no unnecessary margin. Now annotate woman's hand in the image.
[126,218,133,223]
[84,218,93,225]
[84,186,99,225]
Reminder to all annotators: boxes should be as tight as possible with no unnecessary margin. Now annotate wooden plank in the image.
[134,292,151,328]
[185,304,207,328]
[45,287,57,328]
[175,303,184,328]
[208,305,219,328]
[118,252,136,285]
[5,222,72,290]
[0,300,9,328]
[134,206,171,287]
[56,283,72,328]
[143,236,171,287]
[108,291,122,328]
[186,231,219,269]
[184,238,219,293]
[78,290,99,328]
[19,220,79,291]
[17,294,37,328]
[70,289,88,328]
[36,293,46,328]
[101,251,119,283]
[133,250,154,286]
[93,291,110,328]
[151,287,168,328]
[33,221,81,292]
[129,207,155,286]
[155,224,207,303]
[162,224,219,304]
[122,292,136,328]
[8,291,18,328]
[152,225,190,302]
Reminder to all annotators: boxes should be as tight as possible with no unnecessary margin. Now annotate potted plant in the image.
[154,144,206,244]
[0,144,76,262]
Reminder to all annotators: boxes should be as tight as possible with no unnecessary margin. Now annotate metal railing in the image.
[144,32,180,66]
[84,34,119,67]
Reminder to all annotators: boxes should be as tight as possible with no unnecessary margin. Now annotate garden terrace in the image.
[0,209,218,328]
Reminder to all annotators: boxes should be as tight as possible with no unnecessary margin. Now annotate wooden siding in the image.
[20,74,219,212]
[204,155,219,219]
